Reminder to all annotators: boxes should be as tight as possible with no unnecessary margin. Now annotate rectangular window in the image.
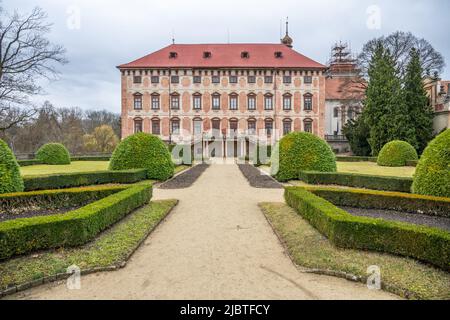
[304,121,313,133]
[229,95,238,110]
[212,76,220,84]
[171,121,180,135]
[264,76,273,84]
[194,120,202,135]
[283,76,292,84]
[152,120,160,135]
[134,96,142,110]
[171,95,180,110]
[248,121,256,134]
[264,95,273,110]
[230,121,238,133]
[265,121,273,136]
[212,95,221,110]
[229,76,238,84]
[171,76,179,84]
[151,76,159,84]
[304,96,313,111]
[133,76,142,84]
[134,120,143,133]
[193,76,202,84]
[151,95,160,110]
[283,96,292,110]
[248,76,256,84]
[193,95,202,110]
[304,76,313,84]
[248,95,256,110]
[212,119,221,131]
[283,121,292,135]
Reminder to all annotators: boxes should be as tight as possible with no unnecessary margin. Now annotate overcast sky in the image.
[3,0,450,114]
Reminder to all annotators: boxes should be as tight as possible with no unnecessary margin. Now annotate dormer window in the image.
[275,51,283,58]
[203,51,212,59]
[169,52,178,59]
[241,51,250,59]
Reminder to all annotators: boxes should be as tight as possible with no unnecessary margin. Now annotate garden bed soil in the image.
[0,206,84,222]
[238,164,283,189]
[159,164,210,189]
[340,206,450,232]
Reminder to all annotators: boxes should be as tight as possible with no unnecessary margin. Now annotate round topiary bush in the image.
[412,129,450,198]
[271,132,337,182]
[109,132,174,181]
[36,143,71,165]
[0,139,24,194]
[377,140,418,167]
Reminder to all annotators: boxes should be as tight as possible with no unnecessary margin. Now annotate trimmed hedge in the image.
[377,140,418,167]
[413,129,450,198]
[17,159,43,167]
[305,186,450,218]
[36,143,71,165]
[0,139,24,194]
[285,187,450,271]
[70,156,111,162]
[336,156,378,163]
[406,160,418,167]
[110,133,174,181]
[0,183,152,260]
[272,132,337,182]
[1,185,127,215]
[23,169,148,191]
[298,171,413,193]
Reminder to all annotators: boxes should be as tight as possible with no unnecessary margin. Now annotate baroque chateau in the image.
[118,26,361,156]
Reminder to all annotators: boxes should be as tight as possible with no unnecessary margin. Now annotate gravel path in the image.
[341,207,450,232]
[238,164,283,189]
[9,164,398,300]
[159,164,209,189]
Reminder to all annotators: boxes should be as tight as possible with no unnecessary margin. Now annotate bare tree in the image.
[358,31,445,78]
[0,5,67,132]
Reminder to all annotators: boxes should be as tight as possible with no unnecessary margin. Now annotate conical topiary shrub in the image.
[36,143,71,165]
[271,132,337,182]
[0,139,24,194]
[377,140,418,167]
[412,129,450,198]
[109,132,174,181]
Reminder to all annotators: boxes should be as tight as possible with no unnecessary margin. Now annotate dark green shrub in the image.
[36,143,71,165]
[23,169,148,191]
[298,171,413,193]
[306,186,450,218]
[0,185,127,214]
[285,187,450,271]
[110,133,174,181]
[0,139,24,194]
[0,184,152,260]
[17,160,43,167]
[413,129,450,198]
[271,132,336,182]
[377,140,418,167]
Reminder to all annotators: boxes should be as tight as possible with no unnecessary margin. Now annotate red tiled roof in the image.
[118,44,326,69]
[326,77,366,100]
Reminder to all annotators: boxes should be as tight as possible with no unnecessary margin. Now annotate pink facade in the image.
[118,43,327,143]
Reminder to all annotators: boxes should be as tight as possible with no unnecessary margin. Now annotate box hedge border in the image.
[305,187,450,218]
[336,156,378,162]
[1,185,128,214]
[18,156,111,167]
[298,171,413,193]
[23,169,148,191]
[0,183,152,260]
[285,187,450,271]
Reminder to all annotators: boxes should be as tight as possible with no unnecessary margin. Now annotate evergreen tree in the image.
[403,48,434,154]
[364,42,415,155]
[342,114,371,156]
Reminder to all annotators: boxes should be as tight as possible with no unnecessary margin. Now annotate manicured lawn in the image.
[0,200,177,294]
[21,161,110,177]
[21,162,190,178]
[337,162,415,178]
[260,202,450,300]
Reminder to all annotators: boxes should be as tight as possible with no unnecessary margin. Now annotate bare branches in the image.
[0,5,67,131]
